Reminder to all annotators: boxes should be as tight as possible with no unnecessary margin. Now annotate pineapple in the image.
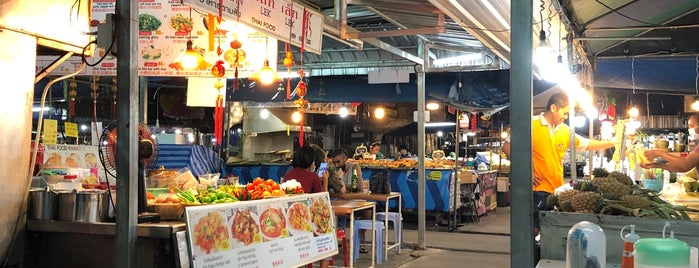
[570,192,603,213]
[619,195,651,209]
[608,171,633,186]
[592,177,630,200]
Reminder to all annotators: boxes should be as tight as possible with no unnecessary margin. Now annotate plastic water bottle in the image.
[621,225,640,268]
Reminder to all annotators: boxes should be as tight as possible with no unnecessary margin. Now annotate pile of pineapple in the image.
[547,170,698,220]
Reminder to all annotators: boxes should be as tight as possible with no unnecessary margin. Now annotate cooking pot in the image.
[75,190,105,223]
[28,187,57,220]
[57,190,77,221]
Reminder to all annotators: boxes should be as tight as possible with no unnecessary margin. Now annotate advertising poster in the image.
[37,0,277,78]
[184,192,337,268]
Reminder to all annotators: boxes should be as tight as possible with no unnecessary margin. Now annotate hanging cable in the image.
[631,57,636,95]
[695,53,698,96]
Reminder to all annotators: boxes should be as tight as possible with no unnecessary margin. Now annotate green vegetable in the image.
[139,14,162,32]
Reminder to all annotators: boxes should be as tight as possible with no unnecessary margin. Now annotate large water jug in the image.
[634,235,690,268]
[566,221,606,268]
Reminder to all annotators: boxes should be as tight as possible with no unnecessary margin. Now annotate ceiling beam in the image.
[347,0,441,12]
[343,13,444,39]
[326,0,423,64]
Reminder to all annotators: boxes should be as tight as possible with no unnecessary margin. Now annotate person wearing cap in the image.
[370,142,384,159]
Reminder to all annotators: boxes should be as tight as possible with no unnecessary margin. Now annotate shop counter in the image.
[24,220,187,267]
[361,167,458,213]
[222,163,292,183]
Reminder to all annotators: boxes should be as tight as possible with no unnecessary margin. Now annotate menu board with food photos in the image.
[184,192,337,268]
[36,0,274,78]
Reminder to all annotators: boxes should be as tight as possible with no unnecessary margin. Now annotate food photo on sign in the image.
[286,200,313,236]
[229,207,262,247]
[258,204,288,241]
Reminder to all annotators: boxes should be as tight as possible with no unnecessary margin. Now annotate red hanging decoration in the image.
[470,113,477,133]
[214,80,224,145]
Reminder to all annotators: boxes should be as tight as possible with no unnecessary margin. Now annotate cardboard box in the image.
[458,169,477,184]
[497,177,509,192]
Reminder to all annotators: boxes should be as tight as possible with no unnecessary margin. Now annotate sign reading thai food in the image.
[184,192,337,268]
[182,0,323,55]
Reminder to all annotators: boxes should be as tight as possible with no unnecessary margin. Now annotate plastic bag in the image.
[198,173,221,188]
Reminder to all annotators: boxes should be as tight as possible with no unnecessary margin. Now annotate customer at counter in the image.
[283,145,326,193]
[502,93,614,236]
[398,145,412,159]
[641,113,699,172]
[283,144,332,268]
[370,142,384,159]
[328,148,363,190]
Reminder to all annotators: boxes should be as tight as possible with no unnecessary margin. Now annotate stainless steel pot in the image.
[75,190,105,223]
[57,190,77,221]
[27,188,57,220]
[99,189,116,222]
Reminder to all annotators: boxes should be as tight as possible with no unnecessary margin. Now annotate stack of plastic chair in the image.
[376,212,403,254]
[353,220,385,264]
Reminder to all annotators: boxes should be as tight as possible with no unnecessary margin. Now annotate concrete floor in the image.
[344,207,513,268]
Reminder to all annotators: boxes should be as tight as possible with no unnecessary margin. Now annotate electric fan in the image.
[98,121,160,223]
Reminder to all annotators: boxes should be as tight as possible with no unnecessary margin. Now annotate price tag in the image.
[43,119,58,144]
[65,122,78,138]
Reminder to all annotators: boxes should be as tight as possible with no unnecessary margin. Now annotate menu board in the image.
[184,192,338,268]
[36,0,276,78]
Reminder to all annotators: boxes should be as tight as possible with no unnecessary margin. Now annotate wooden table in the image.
[331,192,402,260]
[331,200,376,268]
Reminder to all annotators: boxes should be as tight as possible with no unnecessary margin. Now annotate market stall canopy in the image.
[556,0,699,93]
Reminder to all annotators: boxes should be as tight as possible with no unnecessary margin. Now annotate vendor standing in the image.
[502,93,614,235]
[370,142,384,159]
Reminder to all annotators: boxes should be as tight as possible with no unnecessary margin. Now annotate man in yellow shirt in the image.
[503,93,614,234]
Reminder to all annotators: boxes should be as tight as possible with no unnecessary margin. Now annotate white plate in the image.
[286,201,313,236]
[258,206,287,241]
[229,208,261,247]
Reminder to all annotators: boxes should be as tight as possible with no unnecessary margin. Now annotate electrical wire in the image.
[70,0,98,35]
[594,0,657,26]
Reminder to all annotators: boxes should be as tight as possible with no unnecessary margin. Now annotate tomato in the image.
[253,177,264,184]
[266,179,275,185]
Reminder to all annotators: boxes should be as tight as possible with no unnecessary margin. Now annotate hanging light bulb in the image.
[250,59,282,85]
[426,102,440,111]
[291,111,302,123]
[260,108,269,119]
[691,98,699,111]
[339,107,348,118]
[173,40,207,70]
[374,107,385,119]
[250,37,282,85]
[628,106,639,118]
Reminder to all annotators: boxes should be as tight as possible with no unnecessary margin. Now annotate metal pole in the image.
[510,0,534,266]
[417,44,427,249]
[139,77,148,124]
[115,1,139,267]
[452,111,460,230]
[570,97,577,181]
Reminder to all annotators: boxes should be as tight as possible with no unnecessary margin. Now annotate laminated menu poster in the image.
[184,192,338,268]
[37,0,274,78]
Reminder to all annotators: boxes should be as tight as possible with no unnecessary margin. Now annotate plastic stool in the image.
[376,212,402,254]
[353,220,384,264]
[333,229,348,267]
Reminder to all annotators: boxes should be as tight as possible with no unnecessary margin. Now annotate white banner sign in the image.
[184,192,337,268]
[183,0,323,55]
[36,0,278,77]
